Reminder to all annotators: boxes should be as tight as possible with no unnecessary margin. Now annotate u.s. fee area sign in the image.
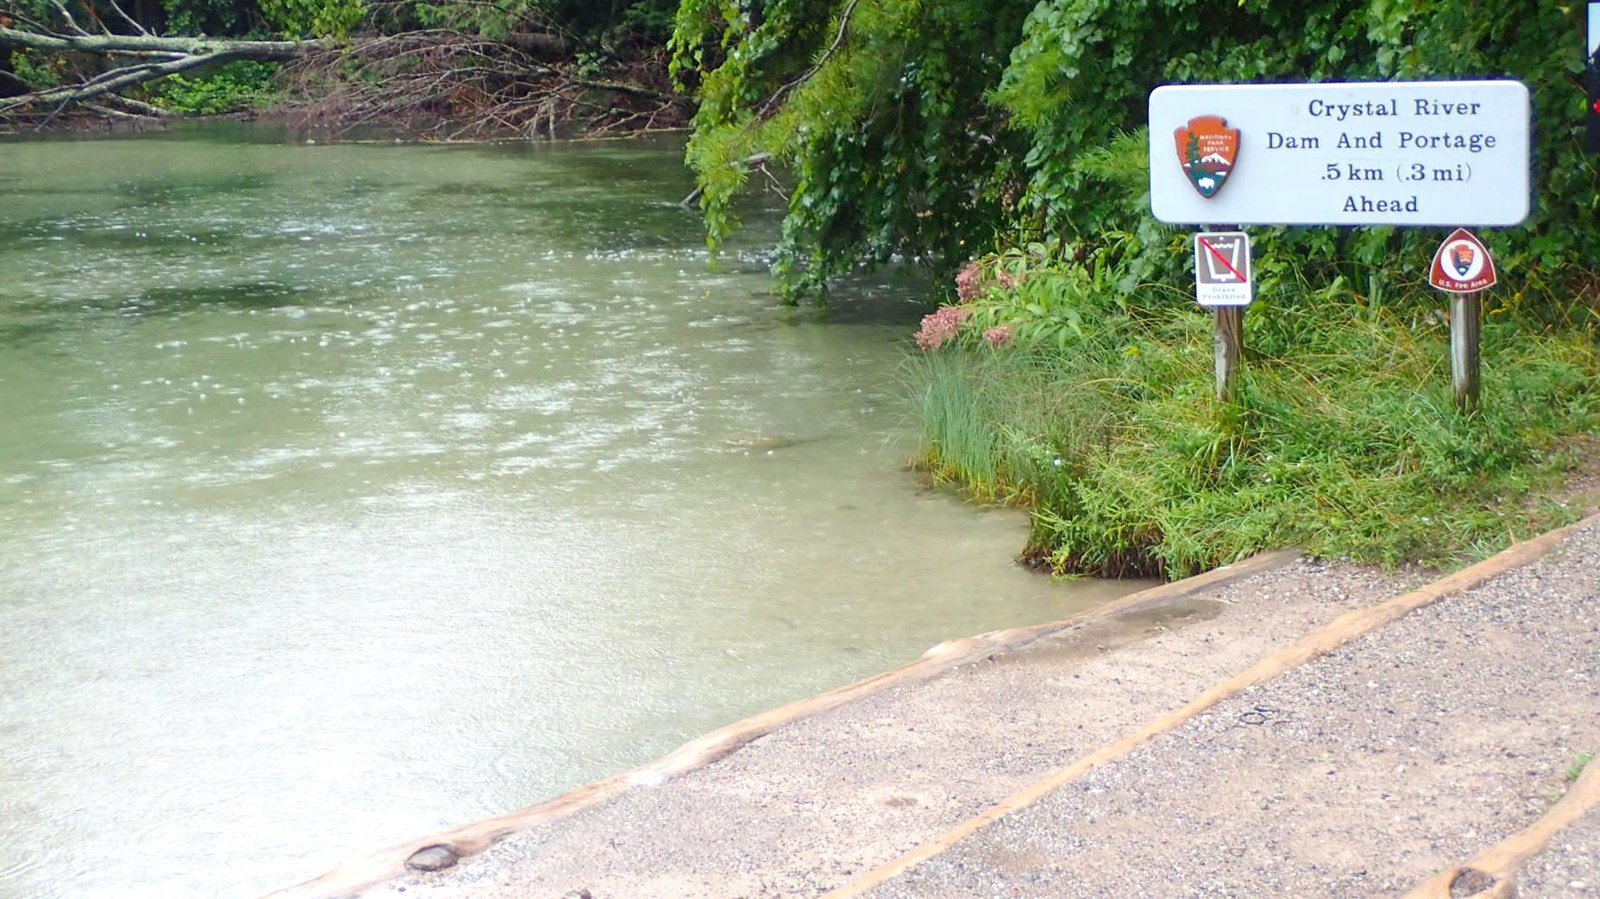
[1149,81,1531,226]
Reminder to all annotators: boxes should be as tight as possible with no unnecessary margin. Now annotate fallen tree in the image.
[0,21,320,123]
[0,3,690,137]
[278,30,687,140]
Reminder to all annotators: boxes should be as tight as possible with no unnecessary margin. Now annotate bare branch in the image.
[758,0,861,118]
[97,92,170,116]
[0,26,317,58]
[48,0,89,36]
[1,48,246,114]
[82,100,152,119]
[101,0,152,36]
[1,22,688,140]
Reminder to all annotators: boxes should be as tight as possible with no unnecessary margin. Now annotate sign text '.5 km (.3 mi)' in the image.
[1150,81,1531,227]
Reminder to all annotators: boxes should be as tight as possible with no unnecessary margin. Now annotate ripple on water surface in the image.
[0,129,1141,898]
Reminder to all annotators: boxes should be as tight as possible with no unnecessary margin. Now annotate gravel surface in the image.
[863,522,1600,899]
[361,557,1410,898]
[1519,805,1600,897]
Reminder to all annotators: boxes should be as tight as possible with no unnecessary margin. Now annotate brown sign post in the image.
[1194,231,1253,402]
[1429,228,1497,413]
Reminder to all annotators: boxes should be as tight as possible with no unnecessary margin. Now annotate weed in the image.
[1565,752,1594,783]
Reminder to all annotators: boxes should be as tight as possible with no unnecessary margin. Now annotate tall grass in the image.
[908,292,1600,579]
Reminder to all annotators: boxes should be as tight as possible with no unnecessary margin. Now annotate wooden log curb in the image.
[267,550,1301,898]
[1403,751,1600,899]
[823,511,1600,898]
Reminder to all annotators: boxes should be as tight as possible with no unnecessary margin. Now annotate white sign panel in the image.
[1150,81,1531,226]
[1194,232,1252,306]
[1591,3,1600,59]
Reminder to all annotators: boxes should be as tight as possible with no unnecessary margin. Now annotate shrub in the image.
[155,61,279,115]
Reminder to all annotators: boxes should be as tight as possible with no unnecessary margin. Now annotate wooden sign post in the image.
[1214,306,1243,403]
[1194,231,1252,402]
[1450,291,1482,413]
[1430,228,1497,413]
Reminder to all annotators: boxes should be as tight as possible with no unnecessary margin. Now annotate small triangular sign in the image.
[1429,228,1496,294]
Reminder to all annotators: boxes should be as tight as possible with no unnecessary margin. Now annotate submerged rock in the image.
[405,844,459,872]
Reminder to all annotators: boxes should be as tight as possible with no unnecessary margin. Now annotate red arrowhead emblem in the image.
[1174,115,1240,199]
[1430,229,1497,294]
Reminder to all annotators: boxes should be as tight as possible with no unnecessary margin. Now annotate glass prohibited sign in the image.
[1194,232,1253,307]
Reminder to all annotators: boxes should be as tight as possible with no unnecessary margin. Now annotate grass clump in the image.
[907,253,1600,579]
[1566,752,1595,783]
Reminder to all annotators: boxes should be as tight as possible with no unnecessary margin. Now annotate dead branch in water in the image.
[278,31,689,140]
[0,19,689,138]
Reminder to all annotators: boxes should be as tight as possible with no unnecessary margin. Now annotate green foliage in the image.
[7,49,63,90]
[154,60,278,114]
[411,0,531,41]
[615,0,676,43]
[673,0,1034,301]
[1566,752,1595,783]
[909,262,1600,578]
[677,0,1600,315]
[259,0,365,38]
[161,0,258,36]
[408,0,678,46]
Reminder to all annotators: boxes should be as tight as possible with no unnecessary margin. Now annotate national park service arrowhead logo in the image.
[1175,115,1240,199]
[1430,228,1497,294]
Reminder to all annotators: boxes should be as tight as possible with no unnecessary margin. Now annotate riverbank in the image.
[2,12,689,140]
[271,504,1600,898]
[909,247,1600,579]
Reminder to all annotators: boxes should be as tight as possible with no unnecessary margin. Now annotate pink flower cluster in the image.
[983,325,1014,348]
[915,305,972,351]
[954,260,985,301]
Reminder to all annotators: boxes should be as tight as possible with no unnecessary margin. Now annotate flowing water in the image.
[0,126,1139,898]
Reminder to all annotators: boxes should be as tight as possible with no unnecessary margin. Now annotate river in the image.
[0,126,1138,898]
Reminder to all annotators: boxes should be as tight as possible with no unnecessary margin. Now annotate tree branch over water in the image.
[0,25,320,121]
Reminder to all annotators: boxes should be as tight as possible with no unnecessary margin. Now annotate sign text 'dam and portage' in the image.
[1150,81,1531,226]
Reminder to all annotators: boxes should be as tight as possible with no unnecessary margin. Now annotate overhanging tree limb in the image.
[0,26,316,58]
[0,26,323,119]
[757,0,861,118]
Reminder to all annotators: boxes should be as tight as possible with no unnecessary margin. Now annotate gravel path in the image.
[858,521,1600,898]
[351,557,1411,899]
[1518,804,1600,897]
